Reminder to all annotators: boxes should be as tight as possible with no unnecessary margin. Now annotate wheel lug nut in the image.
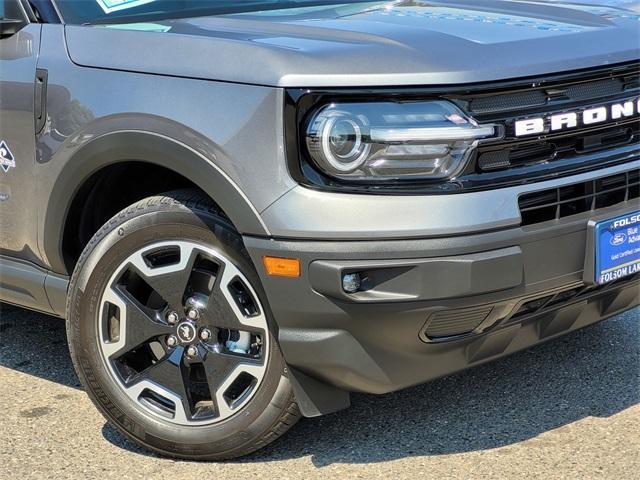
[166,335,178,347]
[199,328,212,341]
[186,345,199,357]
[166,311,179,325]
[186,308,199,320]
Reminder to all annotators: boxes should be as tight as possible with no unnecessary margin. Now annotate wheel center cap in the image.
[176,321,197,343]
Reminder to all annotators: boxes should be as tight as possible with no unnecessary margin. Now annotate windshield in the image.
[55,0,375,24]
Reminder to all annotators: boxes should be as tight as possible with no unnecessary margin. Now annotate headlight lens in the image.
[320,115,370,172]
[305,101,498,181]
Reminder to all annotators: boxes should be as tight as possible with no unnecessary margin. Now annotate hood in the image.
[65,0,640,87]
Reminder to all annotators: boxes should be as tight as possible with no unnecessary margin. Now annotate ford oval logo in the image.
[610,232,627,246]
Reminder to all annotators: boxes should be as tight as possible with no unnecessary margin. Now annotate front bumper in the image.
[245,197,639,403]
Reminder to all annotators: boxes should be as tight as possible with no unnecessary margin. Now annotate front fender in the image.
[41,124,271,274]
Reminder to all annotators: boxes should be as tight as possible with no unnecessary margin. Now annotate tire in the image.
[66,189,300,460]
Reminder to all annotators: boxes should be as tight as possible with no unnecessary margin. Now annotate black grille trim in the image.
[466,76,627,116]
[477,120,639,172]
[461,62,640,177]
[455,62,637,120]
[518,169,640,226]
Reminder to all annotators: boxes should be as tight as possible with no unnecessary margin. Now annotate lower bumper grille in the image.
[419,273,639,343]
[508,273,639,323]
[518,168,639,226]
[422,306,493,340]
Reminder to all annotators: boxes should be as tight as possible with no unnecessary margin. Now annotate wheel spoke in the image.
[133,347,193,422]
[200,286,245,331]
[202,349,260,417]
[103,287,173,359]
[129,243,198,315]
[200,262,264,331]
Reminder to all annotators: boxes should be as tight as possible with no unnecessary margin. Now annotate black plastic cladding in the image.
[284,60,640,195]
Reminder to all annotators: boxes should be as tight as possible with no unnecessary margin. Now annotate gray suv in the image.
[1,0,639,460]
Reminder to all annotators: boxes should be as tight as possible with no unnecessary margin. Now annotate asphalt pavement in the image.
[0,303,638,479]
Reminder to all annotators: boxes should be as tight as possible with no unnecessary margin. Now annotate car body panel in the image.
[64,0,640,87]
[34,24,296,272]
[260,156,640,239]
[0,24,41,262]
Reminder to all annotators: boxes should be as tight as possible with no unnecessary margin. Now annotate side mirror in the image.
[0,19,26,38]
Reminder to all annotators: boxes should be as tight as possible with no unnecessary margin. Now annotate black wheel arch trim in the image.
[41,129,270,274]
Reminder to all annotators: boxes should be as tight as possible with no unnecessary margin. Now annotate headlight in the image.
[305,101,498,181]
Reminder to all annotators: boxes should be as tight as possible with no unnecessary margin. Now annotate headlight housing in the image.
[304,101,498,182]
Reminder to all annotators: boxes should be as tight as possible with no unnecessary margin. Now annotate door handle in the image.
[34,68,48,134]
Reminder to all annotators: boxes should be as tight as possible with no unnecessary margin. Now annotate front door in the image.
[0,0,41,261]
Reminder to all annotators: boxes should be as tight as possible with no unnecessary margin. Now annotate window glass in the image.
[54,0,373,24]
[1,0,26,20]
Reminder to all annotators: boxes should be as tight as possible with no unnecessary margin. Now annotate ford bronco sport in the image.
[0,0,638,460]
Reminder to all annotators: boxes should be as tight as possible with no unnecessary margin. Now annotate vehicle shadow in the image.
[1,303,638,466]
[0,303,81,389]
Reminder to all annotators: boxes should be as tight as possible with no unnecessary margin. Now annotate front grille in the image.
[450,61,640,180]
[476,123,638,172]
[467,76,627,116]
[469,89,548,114]
[518,169,639,226]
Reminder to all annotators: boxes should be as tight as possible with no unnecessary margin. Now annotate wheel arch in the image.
[42,130,270,275]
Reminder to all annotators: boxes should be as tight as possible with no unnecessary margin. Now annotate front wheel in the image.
[66,190,300,460]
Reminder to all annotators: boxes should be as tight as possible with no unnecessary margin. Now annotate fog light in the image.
[342,273,361,293]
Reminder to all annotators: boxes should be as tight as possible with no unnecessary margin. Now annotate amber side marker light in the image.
[263,256,301,277]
